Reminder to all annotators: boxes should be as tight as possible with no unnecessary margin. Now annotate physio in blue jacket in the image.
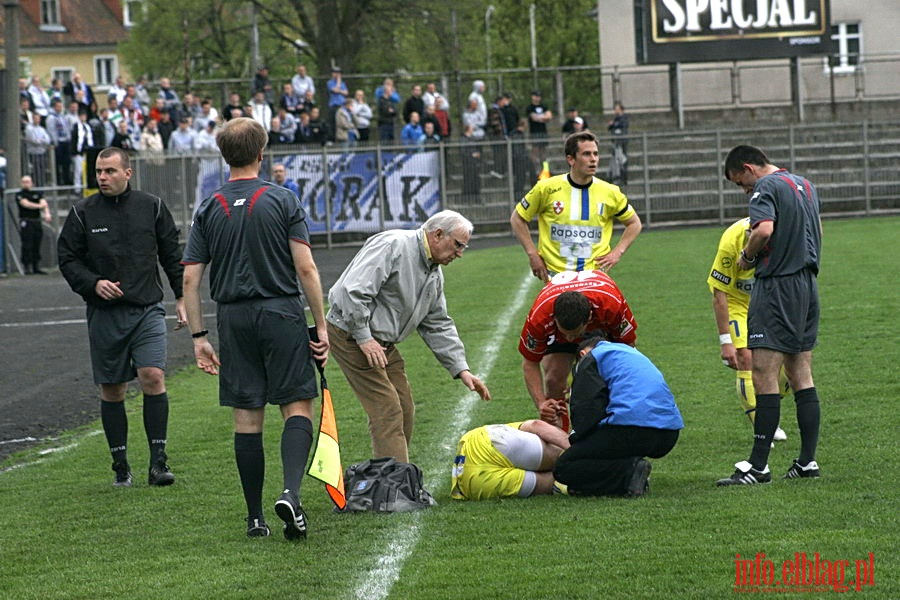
[554,333,684,497]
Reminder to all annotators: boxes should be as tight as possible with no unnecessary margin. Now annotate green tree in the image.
[120,0,259,85]
[120,0,603,107]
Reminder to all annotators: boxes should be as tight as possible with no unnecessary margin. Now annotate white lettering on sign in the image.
[661,0,818,34]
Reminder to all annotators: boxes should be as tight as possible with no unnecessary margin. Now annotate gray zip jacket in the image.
[326,227,469,377]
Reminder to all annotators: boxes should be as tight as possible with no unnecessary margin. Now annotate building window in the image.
[828,23,862,74]
[52,68,74,87]
[94,56,118,87]
[123,0,145,27]
[40,0,66,32]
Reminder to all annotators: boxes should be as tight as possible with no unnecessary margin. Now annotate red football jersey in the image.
[518,270,637,362]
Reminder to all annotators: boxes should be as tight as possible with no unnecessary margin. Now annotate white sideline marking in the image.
[0,313,217,328]
[0,430,104,475]
[0,437,40,445]
[353,272,535,600]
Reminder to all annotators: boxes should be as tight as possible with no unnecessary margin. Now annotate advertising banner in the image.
[636,0,831,63]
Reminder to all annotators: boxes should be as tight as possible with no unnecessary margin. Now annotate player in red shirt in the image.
[518,270,637,426]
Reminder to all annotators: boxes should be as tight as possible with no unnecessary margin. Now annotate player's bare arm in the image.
[598,214,642,271]
[712,290,738,369]
[510,210,548,281]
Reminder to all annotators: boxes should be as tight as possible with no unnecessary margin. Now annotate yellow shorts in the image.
[451,425,530,500]
[727,302,749,349]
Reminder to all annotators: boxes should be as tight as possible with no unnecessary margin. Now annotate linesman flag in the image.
[306,328,346,510]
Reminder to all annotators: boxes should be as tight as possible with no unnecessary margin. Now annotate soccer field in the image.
[1,216,897,599]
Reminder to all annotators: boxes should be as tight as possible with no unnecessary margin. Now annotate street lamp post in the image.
[485,5,495,75]
[529,3,538,89]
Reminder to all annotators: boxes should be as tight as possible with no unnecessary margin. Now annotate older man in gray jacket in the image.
[327,210,491,462]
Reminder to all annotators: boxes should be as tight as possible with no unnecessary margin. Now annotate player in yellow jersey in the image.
[708,217,787,441]
[451,420,570,500]
[510,131,642,281]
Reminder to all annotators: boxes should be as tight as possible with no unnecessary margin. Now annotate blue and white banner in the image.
[198,150,441,233]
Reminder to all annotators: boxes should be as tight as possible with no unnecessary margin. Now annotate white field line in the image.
[0,313,217,328]
[353,271,534,600]
[0,430,103,474]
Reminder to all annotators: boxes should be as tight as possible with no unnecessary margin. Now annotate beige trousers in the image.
[327,322,415,462]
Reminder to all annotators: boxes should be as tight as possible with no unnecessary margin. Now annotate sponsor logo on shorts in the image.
[750,333,765,340]
[91,227,109,233]
[711,269,731,285]
[550,224,602,243]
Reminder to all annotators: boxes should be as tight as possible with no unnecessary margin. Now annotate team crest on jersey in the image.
[721,257,733,269]
[552,200,564,215]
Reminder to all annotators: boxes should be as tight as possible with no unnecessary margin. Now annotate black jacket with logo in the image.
[58,186,183,307]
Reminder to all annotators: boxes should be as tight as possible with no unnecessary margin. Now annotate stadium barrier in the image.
[3,119,898,272]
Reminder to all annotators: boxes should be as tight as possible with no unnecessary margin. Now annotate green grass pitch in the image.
[1,216,897,599]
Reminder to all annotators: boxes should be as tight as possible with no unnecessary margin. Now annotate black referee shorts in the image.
[748,268,819,354]
[216,296,318,408]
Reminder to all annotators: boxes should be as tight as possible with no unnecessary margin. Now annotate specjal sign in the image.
[635,0,831,64]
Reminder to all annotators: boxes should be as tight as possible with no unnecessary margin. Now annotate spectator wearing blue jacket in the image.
[400,111,425,149]
[554,334,684,497]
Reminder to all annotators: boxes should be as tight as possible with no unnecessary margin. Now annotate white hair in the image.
[423,210,473,236]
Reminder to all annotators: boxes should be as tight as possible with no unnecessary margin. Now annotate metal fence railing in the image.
[185,52,900,130]
[4,120,899,274]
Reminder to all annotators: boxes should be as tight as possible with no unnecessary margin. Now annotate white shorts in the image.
[485,424,544,496]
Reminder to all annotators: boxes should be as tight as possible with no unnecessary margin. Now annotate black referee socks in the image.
[101,400,128,464]
[143,392,169,462]
[281,415,314,495]
[794,387,821,466]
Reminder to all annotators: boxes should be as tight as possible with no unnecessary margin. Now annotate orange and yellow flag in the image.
[537,161,551,181]
[307,372,346,510]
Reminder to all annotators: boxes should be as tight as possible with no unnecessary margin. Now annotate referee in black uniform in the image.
[717,145,824,486]
[58,146,186,488]
[181,117,329,539]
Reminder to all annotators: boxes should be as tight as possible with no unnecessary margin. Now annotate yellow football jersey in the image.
[707,217,756,311]
[515,174,636,274]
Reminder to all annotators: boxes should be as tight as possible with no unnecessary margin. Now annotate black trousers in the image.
[19,219,43,269]
[554,425,679,496]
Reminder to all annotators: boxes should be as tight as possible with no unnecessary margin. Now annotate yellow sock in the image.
[736,370,756,424]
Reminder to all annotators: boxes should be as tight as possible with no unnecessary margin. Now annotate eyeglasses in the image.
[450,236,469,251]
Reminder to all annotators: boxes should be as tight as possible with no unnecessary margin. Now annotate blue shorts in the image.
[748,269,819,353]
[217,296,318,408]
[87,302,167,385]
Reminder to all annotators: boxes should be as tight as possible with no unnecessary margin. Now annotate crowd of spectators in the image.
[15,64,598,192]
